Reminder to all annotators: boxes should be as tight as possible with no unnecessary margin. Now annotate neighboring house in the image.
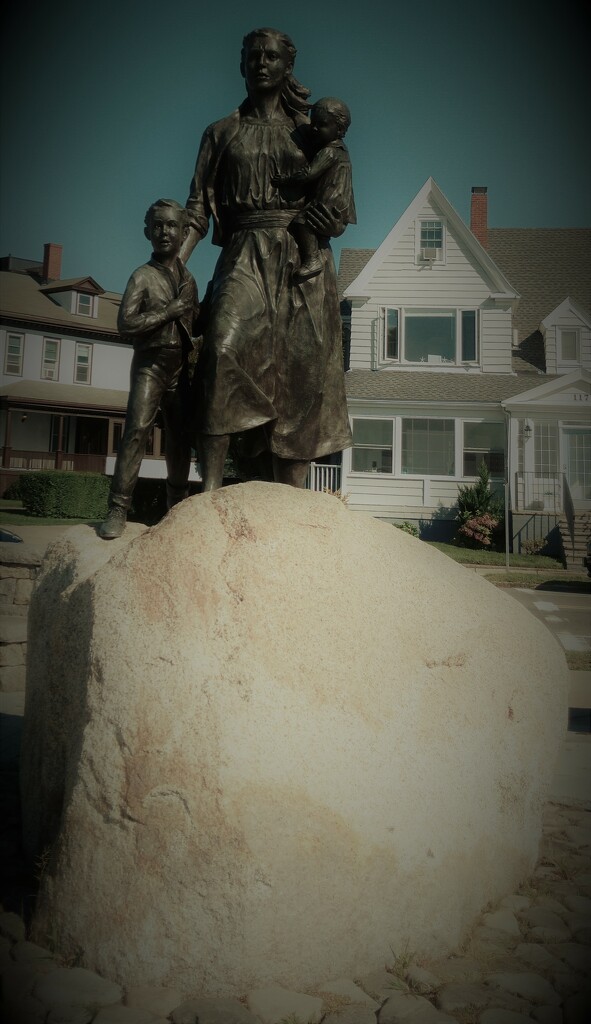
[0,244,201,495]
[336,179,590,565]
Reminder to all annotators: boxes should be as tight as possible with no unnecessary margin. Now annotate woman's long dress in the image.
[186,106,353,462]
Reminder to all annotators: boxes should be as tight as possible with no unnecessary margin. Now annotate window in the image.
[4,333,24,375]
[402,419,455,475]
[463,422,505,477]
[420,220,443,251]
[461,311,477,362]
[381,308,479,364]
[42,338,60,380]
[382,308,398,360]
[351,418,393,473]
[76,293,93,316]
[535,424,558,476]
[75,343,92,383]
[559,329,579,363]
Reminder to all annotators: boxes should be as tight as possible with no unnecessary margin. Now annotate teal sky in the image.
[1,0,588,294]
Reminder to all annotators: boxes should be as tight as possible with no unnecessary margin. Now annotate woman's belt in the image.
[232,210,298,230]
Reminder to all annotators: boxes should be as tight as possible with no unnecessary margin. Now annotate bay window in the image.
[381,308,479,364]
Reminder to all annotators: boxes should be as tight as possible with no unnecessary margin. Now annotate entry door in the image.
[564,428,591,504]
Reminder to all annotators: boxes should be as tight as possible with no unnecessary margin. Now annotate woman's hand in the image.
[305,202,346,239]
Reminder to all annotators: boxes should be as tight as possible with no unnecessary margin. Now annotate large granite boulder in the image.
[21,483,568,996]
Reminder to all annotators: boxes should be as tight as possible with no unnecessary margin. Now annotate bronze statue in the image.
[99,199,199,539]
[181,27,354,491]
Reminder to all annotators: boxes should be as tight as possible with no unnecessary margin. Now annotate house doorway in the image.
[563,427,591,504]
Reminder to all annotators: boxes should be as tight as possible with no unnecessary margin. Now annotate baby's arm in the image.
[272,145,338,186]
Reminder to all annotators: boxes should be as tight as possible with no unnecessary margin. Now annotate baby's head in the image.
[310,97,351,144]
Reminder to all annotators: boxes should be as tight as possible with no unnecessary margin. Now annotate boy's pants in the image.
[109,347,192,510]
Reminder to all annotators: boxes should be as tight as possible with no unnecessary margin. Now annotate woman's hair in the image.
[312,97,352,137]
[241,27,311,115]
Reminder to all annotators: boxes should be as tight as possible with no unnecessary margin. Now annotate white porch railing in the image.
[306,462,342,494]
[513,471,562,512]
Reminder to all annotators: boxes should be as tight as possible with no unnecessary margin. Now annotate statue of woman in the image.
[181,27,354,489]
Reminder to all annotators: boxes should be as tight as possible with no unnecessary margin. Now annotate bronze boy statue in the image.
[99,199,199,540]
[272,97,356,281]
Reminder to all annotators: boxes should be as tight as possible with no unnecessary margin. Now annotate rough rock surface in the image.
[20,483,569,995]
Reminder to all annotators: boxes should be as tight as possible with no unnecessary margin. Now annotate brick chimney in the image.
[470,186,488,249]
[42,242,63,281]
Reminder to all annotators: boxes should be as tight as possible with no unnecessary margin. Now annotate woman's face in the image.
[242,34,293,94]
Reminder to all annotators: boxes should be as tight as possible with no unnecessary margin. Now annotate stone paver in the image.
[316,975,379,1006]
[324,1006,377,1024]
[33,967,124,1009]
[487,971,562,1005]
[93,1005,170,1023]
[246,985,323,1023]
[171,996,258,1024]
[124,983,185,1017]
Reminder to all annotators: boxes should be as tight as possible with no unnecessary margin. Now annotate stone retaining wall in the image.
[0,544,42,695]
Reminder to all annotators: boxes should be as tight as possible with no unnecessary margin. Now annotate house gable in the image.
[344,178,518,301]
[502,368,590,410]
[540,297,591,375]
[342,178,519,375]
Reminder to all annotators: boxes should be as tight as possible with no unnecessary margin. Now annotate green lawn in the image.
[425,541,563,570]
[0,501,98,527]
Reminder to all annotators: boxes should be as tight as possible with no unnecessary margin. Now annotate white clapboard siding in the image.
[348,207,511,371]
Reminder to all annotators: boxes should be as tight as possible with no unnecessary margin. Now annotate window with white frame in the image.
[535,423,558,476]
[401,418,455,475]
[463,421,505,477]
[74,343,92,384]
[42,338,60,380]
[381,308,478,364]
[351,418,393,473]
[4,333,24,375]
[559,328,579,363]
[76,293,93,316]
[418,219,444,262]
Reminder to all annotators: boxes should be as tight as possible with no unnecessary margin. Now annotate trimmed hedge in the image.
[19,471,110,519]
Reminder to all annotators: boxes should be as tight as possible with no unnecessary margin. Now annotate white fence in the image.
[306,462,342,493]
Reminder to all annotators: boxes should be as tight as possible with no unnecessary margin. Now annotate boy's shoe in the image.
[98,507,127,540]
[294,254,323,282]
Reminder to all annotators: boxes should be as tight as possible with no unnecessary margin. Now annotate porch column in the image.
[55,415,64,470]
[2,408,12,468]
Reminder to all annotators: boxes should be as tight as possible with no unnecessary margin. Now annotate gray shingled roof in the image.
[345,369,553,403]
[487,229,591,341]
[0,271,120,336]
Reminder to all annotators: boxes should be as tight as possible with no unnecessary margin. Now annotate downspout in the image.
[503,406,511,571]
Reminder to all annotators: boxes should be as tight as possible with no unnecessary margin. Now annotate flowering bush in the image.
[457,514,499,548]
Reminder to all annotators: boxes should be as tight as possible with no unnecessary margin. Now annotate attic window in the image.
[418,220,444,262]
[559,329,579,363]
[76,293,93,316]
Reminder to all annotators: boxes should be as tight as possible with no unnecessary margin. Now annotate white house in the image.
[337,179,590,565]
[0,244,201,495]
